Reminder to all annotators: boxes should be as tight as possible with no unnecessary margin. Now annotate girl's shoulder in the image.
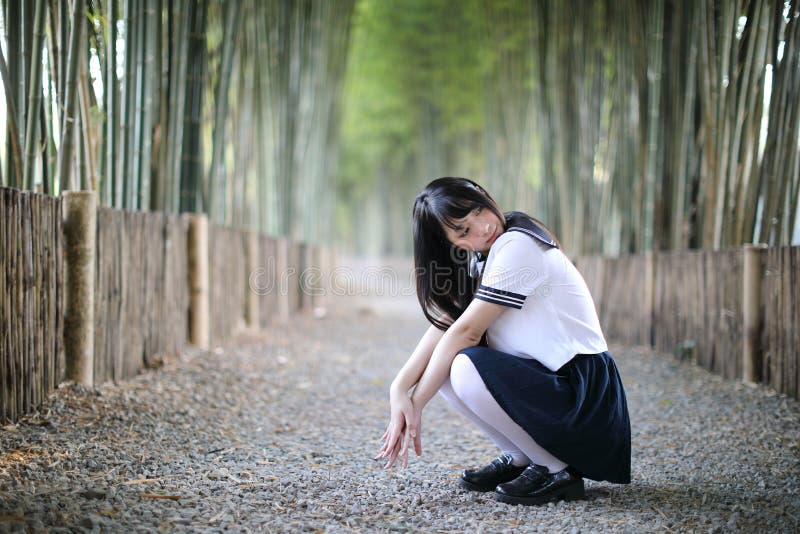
[492,229,550,256]
[487,231,549,271]
[487,230,566,280]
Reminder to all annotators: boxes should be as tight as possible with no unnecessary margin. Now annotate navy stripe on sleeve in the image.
[474,285,526,309]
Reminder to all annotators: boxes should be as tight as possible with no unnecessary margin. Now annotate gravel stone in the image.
[1,294,798,532]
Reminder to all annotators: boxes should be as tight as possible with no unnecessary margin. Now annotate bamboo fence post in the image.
[292,242,303,313]
[245,229,260,329]
[310,245,325,314]
[187,214,209,349]
[276,237,290,321]
[62,191,95,386]
[320,246,332,309]
[742,243,766,384]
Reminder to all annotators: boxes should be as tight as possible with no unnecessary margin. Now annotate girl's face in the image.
[443,205,505,255]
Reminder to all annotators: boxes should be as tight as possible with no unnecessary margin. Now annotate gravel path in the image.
[1,295,798,532]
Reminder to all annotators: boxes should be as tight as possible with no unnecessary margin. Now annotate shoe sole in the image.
[493,479,585,506]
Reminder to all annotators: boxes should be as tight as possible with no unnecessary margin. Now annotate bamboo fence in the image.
[0,187,64,423]
[651,250,707,364]
[208,224,248,345]
[2,189,333,422]
[652,249,743,380]
[256,235,279,329]
[288,242,302,314]
[762,247,799,399]
[94,209,188,383]
[579,246,797,399]
[578,255,651,347]
[606,255,652,347]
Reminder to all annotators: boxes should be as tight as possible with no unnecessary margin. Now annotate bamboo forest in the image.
[0,0,797,255]
[2,1,800,531]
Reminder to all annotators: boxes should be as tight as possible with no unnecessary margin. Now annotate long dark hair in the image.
[412,177,505,330]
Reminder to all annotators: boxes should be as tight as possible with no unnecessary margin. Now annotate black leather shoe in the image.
[459,454,528,492]
[494,464,585,505]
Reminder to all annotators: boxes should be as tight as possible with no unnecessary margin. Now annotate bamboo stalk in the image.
[207,0,240,223]
[20,0,34,149]
[180,0,208,213]
[759,1,800,245]
[120,0,137,209]
[42,6,59,194]
[57,0,68,112]
[711,1,736,249]
[671,3,698,250]
[77,53,96,191]
[129,0,145,209]
[22,0,47,191]
[166,0,190,213]
[45,1,59,118]
[153,0,168,212]
[104,0,118,206]
[137,0,157,210]
[0,45,25,189]
[642,0,663,252]
[230,19,251,227]
[55,0,86,192]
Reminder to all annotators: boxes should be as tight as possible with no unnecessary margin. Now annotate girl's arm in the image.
[377,324,444,468]
[390,324,445,397]
[411,299,504,408]
[400,300,505,463]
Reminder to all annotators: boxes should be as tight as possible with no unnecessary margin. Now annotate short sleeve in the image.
[474,233,547,309]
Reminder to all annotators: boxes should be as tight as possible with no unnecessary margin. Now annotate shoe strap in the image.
[521,464,550,481]
[498,454,514,466]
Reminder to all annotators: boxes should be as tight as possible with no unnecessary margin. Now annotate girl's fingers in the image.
[388,434,404,468]
[376,424,403,460]
[400,429,412,468]
[377,415,414,468]
[384,441,400,469]
[375,435,390,459]
[400,428,410,461]
[376,434,394,459]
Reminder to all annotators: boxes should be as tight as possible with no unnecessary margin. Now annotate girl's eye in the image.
[475,206,483,214]
[461,227,469,238]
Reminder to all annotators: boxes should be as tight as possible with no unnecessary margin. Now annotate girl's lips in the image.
[487,228,497,245]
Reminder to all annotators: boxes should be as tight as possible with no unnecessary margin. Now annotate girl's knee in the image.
[450,353,473,380]
[450,353,481,400]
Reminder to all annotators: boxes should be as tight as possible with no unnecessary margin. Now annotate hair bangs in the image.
[438,196,479,230]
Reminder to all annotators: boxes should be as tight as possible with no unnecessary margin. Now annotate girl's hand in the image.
[375,392,422,468]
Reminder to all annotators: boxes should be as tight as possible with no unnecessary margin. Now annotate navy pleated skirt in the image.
[459,346,631,484]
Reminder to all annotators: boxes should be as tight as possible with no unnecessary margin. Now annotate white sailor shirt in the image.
[475,230,608,371]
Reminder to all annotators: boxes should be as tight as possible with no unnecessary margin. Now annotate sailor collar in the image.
[469,211,558,278]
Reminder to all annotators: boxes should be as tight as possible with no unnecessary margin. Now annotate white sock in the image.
[439,379,530,466]
[448,353,568,474]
